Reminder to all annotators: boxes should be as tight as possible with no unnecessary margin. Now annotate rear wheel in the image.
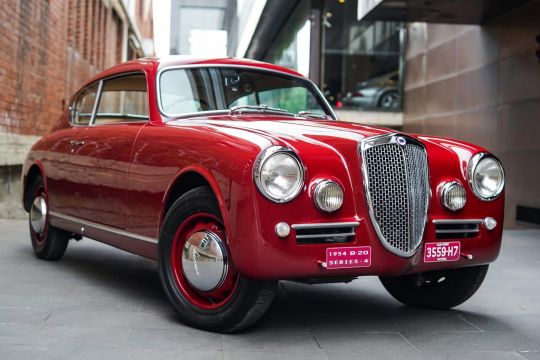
[380,265,489,309]
[28,175,70,260]
[158,186,277,333]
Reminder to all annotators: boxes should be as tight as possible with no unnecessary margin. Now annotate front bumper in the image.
[230,212,503,280]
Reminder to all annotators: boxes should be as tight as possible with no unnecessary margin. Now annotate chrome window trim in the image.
[49,211,158,244]
[359,133,431,258]
[253,146,305,203]
[467,152,505,201]
[155,64,338,120]
[89,80,104,126]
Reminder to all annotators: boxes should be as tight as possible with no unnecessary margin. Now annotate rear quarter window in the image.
[95,74,149,125]
[71,82,99,125]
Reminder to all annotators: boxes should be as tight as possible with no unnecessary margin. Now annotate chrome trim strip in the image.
[296,233,356,239]
[291,222,360,230]
[49,211,158,244]
[89,80,104,126]
[435,229,480,234]
[432,219,483,224]
[155,64,338,120]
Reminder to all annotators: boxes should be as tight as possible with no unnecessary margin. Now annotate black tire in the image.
[158,186,277,333]
[378,91,399,109]
[380,265,489,310]
[28,175,70,260]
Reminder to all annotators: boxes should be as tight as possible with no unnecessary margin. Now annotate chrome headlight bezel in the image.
[313,180,344,213]
[439,181,466,211]
[467,153,505,201]
[253,146,304,203]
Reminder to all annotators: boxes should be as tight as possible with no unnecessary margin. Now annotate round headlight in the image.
[440,181,466,211]
[468,154,505,200]
[254,147,304,202]
[314,180,344,212]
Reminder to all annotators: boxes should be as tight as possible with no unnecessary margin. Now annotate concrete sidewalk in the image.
[0,218,539,360]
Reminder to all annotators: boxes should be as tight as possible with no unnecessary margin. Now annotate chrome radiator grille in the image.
[361,135,429,257]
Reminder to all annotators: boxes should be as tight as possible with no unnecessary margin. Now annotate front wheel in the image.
[158,186,277,333]
[380,265,489,310]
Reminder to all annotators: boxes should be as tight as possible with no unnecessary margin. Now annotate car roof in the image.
[84,56,305,86]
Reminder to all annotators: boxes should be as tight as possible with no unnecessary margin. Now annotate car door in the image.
[46,82,98,216]
[70,73,149,229]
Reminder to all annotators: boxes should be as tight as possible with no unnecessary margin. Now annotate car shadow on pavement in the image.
[256,281,493,333]
[24,239,506,337]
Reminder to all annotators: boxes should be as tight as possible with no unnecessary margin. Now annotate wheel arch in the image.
[23,162,46,212]
[160,166,231,239]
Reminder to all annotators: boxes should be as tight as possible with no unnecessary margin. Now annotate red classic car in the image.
[22,57,505,332]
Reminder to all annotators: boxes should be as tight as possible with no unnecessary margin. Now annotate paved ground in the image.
[0,219,540,360]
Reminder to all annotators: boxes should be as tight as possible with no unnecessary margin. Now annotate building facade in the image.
[169,0,236,57]
[399,2,540,228]
[0,0,153,218]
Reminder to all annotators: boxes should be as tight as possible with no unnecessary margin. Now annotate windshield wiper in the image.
[296,111,328,119]
[229,105,295,116]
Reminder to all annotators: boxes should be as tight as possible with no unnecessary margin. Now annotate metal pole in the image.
[309,0,324,87]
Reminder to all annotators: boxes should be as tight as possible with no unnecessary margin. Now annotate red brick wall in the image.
[0,0,129,137]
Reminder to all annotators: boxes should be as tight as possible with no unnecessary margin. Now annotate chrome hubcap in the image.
[30,195,47,235]
[181,230,228,292]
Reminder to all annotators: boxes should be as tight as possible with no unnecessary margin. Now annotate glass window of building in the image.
[262,1,311,77]
[323,0,404,112]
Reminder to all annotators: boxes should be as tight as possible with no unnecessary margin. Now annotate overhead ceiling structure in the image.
[244,0,300,60]
[357,0,534,24]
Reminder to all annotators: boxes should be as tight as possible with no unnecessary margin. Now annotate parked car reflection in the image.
[342,71,400,110]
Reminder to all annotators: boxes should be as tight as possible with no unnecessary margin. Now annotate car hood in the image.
[165,114,483,167]
[167,115,393,149]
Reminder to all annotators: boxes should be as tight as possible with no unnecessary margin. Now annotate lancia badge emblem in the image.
[396,137,406,146]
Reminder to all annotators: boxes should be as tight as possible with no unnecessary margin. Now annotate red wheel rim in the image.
[170,213,239,310]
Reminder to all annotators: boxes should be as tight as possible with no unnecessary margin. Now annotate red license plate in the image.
[326,246,371,269]
[424,241,461,263]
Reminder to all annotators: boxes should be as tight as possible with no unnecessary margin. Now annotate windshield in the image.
[158,67,333,118]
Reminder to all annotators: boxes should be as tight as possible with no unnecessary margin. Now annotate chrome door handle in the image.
[70,139,85,147]
[70,140,85,153]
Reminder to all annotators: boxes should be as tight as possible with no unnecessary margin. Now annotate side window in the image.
[159,69,215,114]
[71,82,99,125]
[94,74,148,125]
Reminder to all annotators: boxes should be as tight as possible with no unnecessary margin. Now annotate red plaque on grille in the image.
[424,241,461,263]
[326,246,371,269]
